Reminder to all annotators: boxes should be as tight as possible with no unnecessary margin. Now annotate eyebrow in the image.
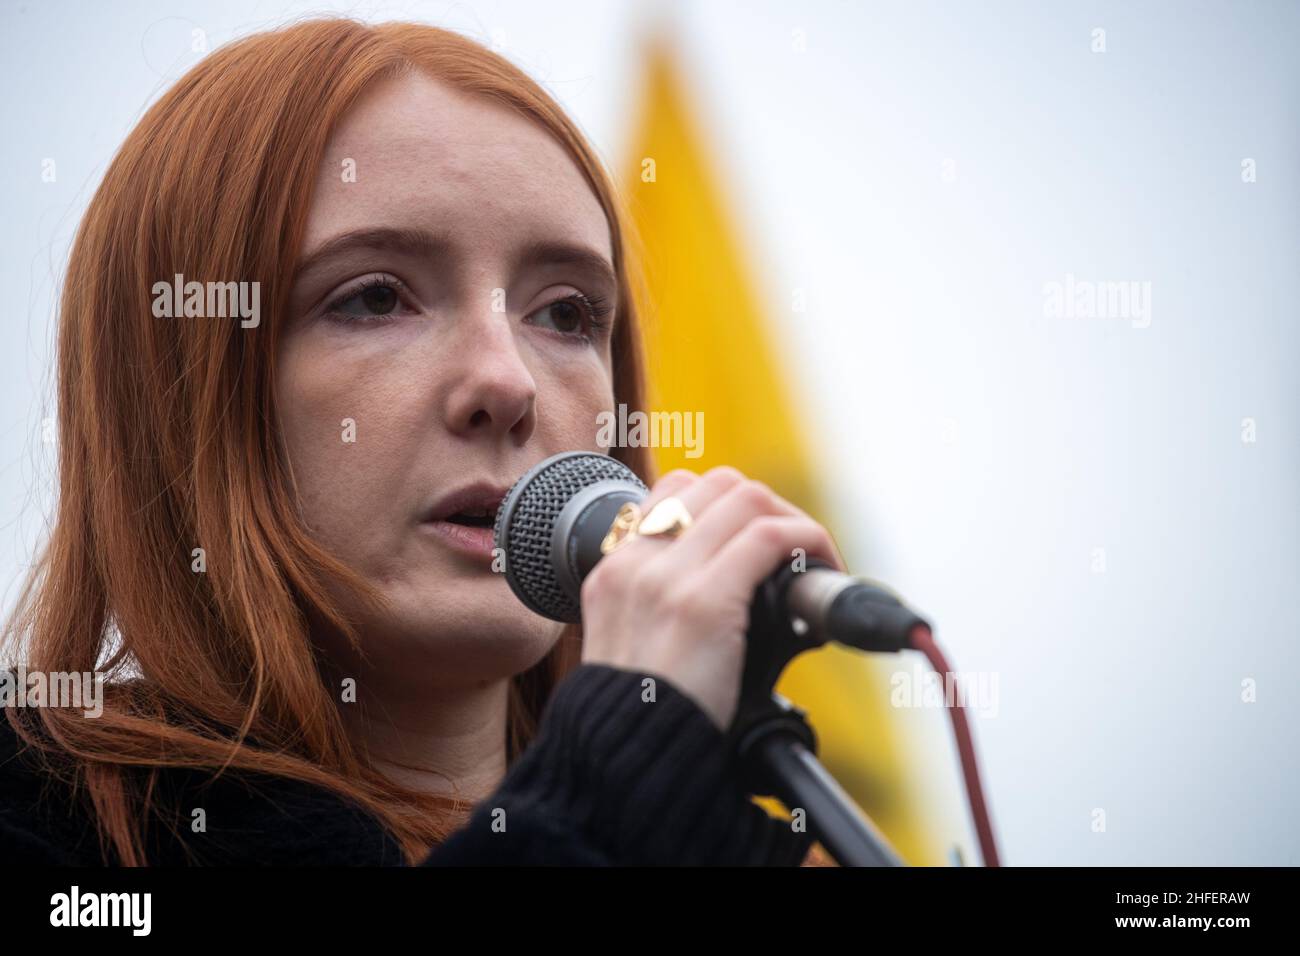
[294,227,453,281]
[293,227,619,298]
[512,239,618,295]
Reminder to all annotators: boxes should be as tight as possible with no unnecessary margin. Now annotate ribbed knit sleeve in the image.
[423,663,813,866]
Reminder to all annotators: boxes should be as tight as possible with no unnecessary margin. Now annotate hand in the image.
[578,466,846,730]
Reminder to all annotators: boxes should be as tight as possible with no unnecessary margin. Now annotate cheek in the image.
[275,338,418,543]
[535,356,616,451]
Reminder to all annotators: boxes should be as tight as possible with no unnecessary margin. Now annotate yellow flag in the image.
[620,31,947,866]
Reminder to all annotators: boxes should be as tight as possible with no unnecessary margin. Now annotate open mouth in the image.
[442,508,496,529]
[421,483,510,561]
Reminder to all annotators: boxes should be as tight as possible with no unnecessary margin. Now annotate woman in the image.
[0,18,843,866]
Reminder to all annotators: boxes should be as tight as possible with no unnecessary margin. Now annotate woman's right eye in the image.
[323,275,412,323]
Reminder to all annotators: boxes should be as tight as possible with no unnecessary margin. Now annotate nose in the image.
[443,313,537,444]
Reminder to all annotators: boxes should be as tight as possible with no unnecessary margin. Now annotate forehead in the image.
[302,71,611,263]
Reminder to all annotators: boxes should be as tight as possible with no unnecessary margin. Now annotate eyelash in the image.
[322,275,614,343]
[529,291,614,345]
[322,274,411,322]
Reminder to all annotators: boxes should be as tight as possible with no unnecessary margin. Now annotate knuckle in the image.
[790,515,827,545]
[704,465,746,488]
[628,557,673,599]
[654,468,696,489]
[745,513,787,547]
[663,583,710,622]
[739,478,776,511]
[584,550,635,597]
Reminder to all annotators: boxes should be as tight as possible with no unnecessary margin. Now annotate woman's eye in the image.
[528,292,611,342]
[324,277,408,322]
[531,297,587,335]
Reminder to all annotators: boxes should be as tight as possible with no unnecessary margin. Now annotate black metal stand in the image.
[724,561,905,867]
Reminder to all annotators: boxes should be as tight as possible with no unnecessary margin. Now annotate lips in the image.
[420,481,511,562]
[425,482,510,525]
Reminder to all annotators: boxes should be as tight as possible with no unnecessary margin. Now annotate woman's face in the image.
[276,73,617,685]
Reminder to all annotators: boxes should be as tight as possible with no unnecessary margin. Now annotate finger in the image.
[637,468,697,515]
[655,478,803,568]
[700,514,845,590]
[664,465,748,523]
[623,466,746,560]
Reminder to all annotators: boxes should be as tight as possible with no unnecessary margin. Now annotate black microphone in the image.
[493,451,929,654]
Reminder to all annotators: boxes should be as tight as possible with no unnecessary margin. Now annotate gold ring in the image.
[598,496,695,556]
[637,496,693,539]
[600,501,642,555]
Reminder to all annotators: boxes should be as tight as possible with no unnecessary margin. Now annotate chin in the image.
[313,545,568,686]
[381,582,566,684]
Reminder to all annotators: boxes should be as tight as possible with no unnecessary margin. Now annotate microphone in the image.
[493,451,929,654]
[493,450,918,867]
[494,451,1002,869]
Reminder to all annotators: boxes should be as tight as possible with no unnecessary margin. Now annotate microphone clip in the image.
[723,557,907,866]
[725,558,833,796]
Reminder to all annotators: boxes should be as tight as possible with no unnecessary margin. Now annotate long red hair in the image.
[2,17,654,866]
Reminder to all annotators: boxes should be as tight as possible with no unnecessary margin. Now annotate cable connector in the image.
[824,580,929,653]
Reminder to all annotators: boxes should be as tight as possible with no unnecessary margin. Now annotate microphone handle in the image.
[786,567,930,654]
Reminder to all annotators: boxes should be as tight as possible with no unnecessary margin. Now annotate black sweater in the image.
[0,663,812,866]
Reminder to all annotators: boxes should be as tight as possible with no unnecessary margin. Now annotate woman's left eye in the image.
[528,292,612,342]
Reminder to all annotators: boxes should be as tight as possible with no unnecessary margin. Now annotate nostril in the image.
[469,409,491,427]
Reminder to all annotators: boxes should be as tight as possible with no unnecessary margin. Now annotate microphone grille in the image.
[493,452,647,622]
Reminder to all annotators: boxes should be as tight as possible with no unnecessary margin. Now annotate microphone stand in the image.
[725,562,905,867]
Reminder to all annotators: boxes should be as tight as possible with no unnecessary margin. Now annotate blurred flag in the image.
[619,28,946,866]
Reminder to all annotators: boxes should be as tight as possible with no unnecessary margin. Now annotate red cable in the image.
[908,624,1001,867]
